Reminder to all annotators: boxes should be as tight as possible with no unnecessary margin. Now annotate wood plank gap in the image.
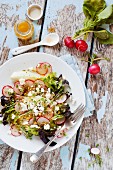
[71,35,95,170]
[85,35,95,87]
[16,151,22,170]
[37,0,48,51]
[71,128,80,170]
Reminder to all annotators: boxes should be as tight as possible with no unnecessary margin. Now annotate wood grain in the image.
[74,19,113,170]
[20,0,92,169]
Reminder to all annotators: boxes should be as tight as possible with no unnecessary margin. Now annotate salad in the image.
[0,62,73,145]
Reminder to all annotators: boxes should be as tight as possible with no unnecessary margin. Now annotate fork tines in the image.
[69,104,85,123]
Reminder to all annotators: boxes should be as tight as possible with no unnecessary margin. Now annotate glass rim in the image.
[16,20,32,36]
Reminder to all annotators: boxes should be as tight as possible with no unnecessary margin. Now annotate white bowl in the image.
[27,4,43,21]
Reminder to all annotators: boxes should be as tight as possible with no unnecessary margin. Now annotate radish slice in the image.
[25,79,34,87]
[37,117,49,124]
[13,81,24,95]
[55,116,65,125]
[35,79,45,86]
[41,62,52,74]
[2,85,13,97]
[44,107,53,120]
[10,125,21,137]
[91,148,100,155]
[56,94,67,103]
[28,118,34,125]
[15,95,23,100]
[15,102,21,112]
[36,63,48,75]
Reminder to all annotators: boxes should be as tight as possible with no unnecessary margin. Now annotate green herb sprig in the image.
[73,0,113,44]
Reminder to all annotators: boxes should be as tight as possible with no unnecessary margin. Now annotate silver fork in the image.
[30,104,85,163]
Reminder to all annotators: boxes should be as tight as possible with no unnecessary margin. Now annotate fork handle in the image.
[30,128,62,163]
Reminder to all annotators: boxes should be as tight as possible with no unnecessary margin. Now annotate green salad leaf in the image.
[83,0,106,19]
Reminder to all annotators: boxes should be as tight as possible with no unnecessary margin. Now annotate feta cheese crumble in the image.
[33,107,39,116]
[20,103,27,111]
[30,125,39,128]
[46,92,51,99]
[41,88,44,92]
[12,114,16,119]
[39,106,44,111]
[55,106,59,111]
[23,121,28,125]
[8,88,14,94]
[28,91,35,97]
[44,124,50,130]
[19,78,25,85]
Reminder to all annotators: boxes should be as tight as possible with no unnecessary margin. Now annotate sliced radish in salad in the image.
[13,81,24,95]
[55,116,65,125]
[37,117,49,124]
[28,118,34,125]
[15,95,23,100]
[25,79,34,87]
[15,102,21,112]
[35,79,45,86]
[36,62,52,75]
[2,85,13,97]
[36,63,48,75]
[56,94,67,103]
[10,125,21,137]
[42,62,52,74]
[44,107,53,120]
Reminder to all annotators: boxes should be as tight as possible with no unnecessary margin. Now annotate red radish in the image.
[35,79,45,86]
[2,85,13,97]
[36,116,40,121]
[37,117,49,124]
[91,148,100,155]
[44,107,53,119]
[42,62,52,74]
[36,63,48,75]
[88,64,100,75]
[25,79,34,87]
[28,118,34,125]
[55,116,65,125]
[56,94,67,103]
[75,40,88,52]
[13,81,24,95]
[10,125,21,137]
[64,37,75,48]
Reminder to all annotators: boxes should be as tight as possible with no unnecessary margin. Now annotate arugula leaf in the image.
[52,114,64,120]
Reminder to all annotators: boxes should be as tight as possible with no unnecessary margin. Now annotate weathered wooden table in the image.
[0,0,113,170]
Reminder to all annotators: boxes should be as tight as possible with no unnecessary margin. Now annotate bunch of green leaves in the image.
[73,0,113,44]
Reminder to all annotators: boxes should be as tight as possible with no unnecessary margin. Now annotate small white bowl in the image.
[27,4,43,21]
